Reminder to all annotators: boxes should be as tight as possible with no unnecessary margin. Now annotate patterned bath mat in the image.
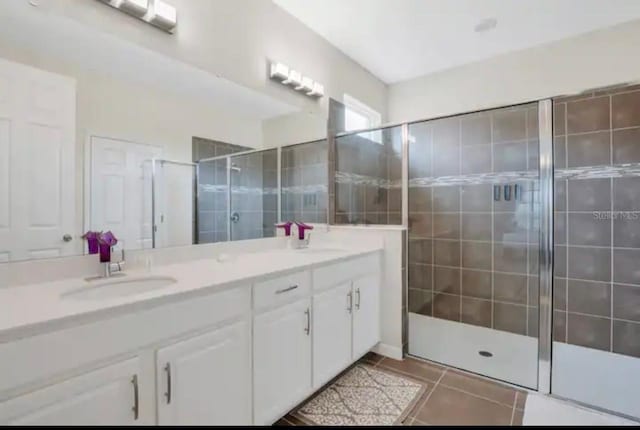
[291,364,427,426]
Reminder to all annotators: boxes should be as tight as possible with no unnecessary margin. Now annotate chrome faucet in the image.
[102,247,126,278]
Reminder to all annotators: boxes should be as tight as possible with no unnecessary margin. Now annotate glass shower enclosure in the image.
[331,87,640,420]
[406,102,543,389]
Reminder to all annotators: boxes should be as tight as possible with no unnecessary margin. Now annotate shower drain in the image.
[478,350,493,358]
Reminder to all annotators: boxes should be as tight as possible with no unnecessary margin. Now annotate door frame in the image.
[83,133,163,253]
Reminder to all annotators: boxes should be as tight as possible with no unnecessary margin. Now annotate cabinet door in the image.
[253,298,311,425]
[156,320,251,425]
[0,358,142,425]
[352,274,381,359]
[313,282,353,389]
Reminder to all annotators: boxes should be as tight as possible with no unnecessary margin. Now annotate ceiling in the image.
[0,1,298,120]
[274,0,640,84]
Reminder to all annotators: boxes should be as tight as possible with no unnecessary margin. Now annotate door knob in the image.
[62,234,73,242]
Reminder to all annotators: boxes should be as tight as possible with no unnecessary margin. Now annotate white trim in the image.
[372,342,403,360]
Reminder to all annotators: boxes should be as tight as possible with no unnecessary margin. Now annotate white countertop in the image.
[0,245,382,342]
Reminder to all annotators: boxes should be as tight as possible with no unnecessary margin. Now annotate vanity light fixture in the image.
[269,62,290,82]
[269,61,324,98]
[114,0,148,16]
[282,69,302,87]
[296,76,314,93]
[97,0,177,33]
[307,82,324,98]
[149,0,177,32]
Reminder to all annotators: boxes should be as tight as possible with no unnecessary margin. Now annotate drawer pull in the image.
[131,374,139,420]
[276,285,298,294]
[164,362,172,404]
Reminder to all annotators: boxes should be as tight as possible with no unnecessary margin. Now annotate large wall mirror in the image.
[0,1,328,262]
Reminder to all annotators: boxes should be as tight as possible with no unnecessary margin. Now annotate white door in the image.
[0,358,143,425]
[253,299,311,425]
[156,321,251,425]
[312,282,353,389]
[352,274,381,359]
[89,136,161,251]
[0,58,76,262]
[153,161,194,248]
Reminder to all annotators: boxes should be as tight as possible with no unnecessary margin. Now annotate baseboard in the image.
[372,342,403,360]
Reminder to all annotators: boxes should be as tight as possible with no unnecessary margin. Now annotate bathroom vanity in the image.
[0,246,382,425]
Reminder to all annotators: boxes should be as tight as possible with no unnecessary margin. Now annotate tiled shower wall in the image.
[407,103,541,338]
[334,126,403,225]
[553,85,640,358]
[192,137,250,243]
[229,149,278,241]
[281,140,328,224]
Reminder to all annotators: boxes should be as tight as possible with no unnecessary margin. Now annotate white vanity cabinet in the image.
[352,273,382,358]
[155,320,251,425]
[253,298,312,425]
[0,249,382,426]
[0,358,142,425]
[311,261,381,389]
[312,282,353,388]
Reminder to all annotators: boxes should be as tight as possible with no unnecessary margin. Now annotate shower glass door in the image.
[229,149,278,241]
[407,102,541,389]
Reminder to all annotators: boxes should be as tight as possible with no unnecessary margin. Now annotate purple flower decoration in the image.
[82,231,100,255]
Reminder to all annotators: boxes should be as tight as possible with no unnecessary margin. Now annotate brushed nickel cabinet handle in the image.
[355,288,361,310]
[347,291,353,313]
[164,363,172,404]
[131,374,139,420]
[304,308,310,335]
[276,285,298,294]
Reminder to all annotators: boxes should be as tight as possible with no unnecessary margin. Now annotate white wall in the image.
[388,19,640,123]
[262,111,327,147]
[35,0,388,125]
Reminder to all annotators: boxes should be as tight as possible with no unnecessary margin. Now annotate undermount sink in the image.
[62,276,177,300]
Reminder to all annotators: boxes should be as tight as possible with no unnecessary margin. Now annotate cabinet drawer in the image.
[253,271,310,310]
[313,253,380,292]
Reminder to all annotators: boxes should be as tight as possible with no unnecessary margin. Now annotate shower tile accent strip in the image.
[553,84,640,358]
[334,126,403,225]
[407,103,540,338]
[281,140,328,224]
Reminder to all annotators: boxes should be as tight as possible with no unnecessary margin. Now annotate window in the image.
[343,94,382,143]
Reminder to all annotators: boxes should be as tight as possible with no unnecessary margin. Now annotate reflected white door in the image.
[153,161,194,248]
[89,136,161,251]
[0,58,76,262]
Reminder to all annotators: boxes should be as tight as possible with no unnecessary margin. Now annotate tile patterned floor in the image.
[275,353,527,426]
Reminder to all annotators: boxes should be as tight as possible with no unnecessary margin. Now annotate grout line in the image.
[409,368,448,419]
[510,392,518,426]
